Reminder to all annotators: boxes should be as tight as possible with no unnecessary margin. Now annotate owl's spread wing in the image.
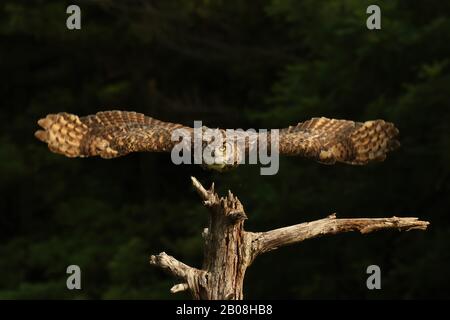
[279,117,400,165]
[35,111,192,158]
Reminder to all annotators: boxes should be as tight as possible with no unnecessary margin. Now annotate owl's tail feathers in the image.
[348,120,400,165]
[35,113,89,158]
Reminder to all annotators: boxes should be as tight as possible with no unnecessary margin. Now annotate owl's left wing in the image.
[278,117,400,165]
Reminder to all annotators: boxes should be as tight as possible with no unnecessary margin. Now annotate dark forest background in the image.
[0,0,449,299]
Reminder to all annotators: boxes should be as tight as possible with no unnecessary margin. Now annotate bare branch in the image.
[191,176,247,222]
[170,283,189,294]
[149,252,199,279]
[149,252,207,299]
[251,214,429,255]
[191,176,210,201]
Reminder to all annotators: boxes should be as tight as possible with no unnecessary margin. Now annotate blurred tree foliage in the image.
[0,0,449,299]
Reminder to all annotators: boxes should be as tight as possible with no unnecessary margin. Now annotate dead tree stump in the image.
[149,177,429,300]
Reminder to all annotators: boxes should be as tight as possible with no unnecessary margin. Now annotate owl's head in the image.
[202,140,242,172]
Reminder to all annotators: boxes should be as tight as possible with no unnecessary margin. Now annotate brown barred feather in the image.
[279,117,399,165]
[35,111,191,159]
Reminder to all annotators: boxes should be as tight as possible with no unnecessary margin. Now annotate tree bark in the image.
[149,177,429,300]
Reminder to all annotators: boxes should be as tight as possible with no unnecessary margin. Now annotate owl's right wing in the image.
[35,111,193,158]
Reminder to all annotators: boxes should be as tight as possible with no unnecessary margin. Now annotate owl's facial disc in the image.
[217,142,239,163]
[204,141,240,172]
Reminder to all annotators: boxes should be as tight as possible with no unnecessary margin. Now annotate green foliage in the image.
[0,0,449,299]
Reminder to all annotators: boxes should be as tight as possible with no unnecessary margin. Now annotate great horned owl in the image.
[35,110,400,171]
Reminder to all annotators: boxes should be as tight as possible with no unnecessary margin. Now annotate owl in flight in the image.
[35,110,399,171]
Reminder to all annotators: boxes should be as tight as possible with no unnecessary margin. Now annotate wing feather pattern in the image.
[279,117,400,165]
[35,111,192,158]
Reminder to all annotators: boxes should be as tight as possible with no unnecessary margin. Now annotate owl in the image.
[35,110,399,171]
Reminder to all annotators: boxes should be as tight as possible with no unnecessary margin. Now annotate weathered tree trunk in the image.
[149,177,429,300]
[199,188,251,300]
